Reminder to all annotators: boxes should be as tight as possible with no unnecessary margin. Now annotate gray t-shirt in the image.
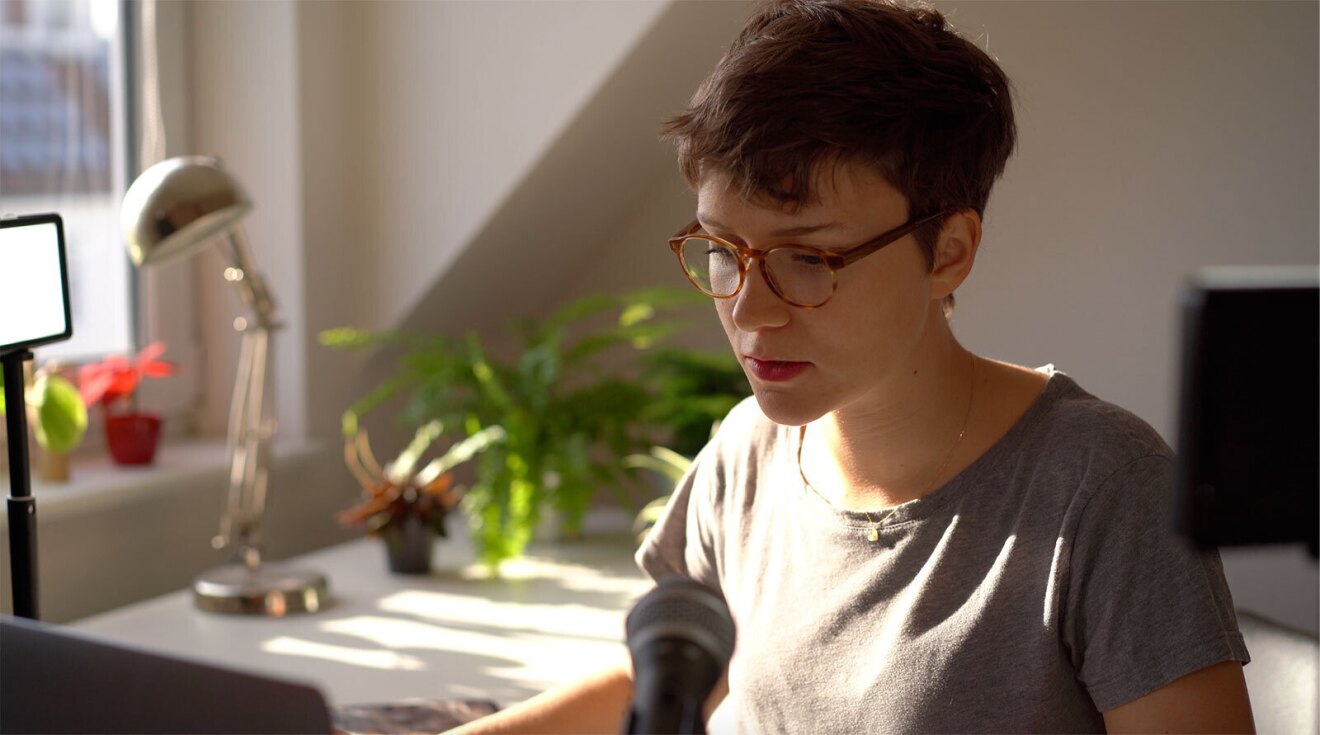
[636,370,1249,733]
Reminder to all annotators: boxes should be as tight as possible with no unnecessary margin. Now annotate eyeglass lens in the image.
[678,237,834,306]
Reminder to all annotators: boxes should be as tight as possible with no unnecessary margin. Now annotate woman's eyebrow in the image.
[696,214,845,238]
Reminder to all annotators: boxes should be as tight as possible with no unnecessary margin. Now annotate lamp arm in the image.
[213,325,273,569]
[211,228,278,569]
[224,228,277,329]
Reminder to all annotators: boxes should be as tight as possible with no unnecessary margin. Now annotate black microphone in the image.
[622,577,736,735]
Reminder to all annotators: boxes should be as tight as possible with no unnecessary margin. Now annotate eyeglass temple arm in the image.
[837,211,950,266]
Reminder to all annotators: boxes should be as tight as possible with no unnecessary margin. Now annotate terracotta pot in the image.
[105,413,162,465]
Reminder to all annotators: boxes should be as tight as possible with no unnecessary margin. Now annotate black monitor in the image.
[1174,266,1319,554]
[0,213,72,355]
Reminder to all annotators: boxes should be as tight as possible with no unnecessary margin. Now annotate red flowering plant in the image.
[78,341,176,414]
[77,341,176,465]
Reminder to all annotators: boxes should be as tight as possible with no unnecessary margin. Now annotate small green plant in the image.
[1,367,88,455]
[321,287,704,568]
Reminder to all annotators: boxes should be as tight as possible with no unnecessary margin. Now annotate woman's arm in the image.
[443,664,730,735]
[1102,661,1254,734]
[444,664,634,735]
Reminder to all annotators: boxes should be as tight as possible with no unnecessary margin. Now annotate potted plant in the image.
[1,365,89,482]
[321,287,703,569]
[626,349,750,543]
[339,419,505,574]
[78,342,176,465]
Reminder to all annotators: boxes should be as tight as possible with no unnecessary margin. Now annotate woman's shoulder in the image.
[985,367,1175,504]
[1033,369,1172,460]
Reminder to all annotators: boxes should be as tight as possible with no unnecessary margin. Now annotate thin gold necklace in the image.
[797,354,977,543]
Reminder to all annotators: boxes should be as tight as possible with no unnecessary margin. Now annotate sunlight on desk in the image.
[376,589,637,640]
[312,610,630,687]
[73,532,651,706]
[264,636,429,671]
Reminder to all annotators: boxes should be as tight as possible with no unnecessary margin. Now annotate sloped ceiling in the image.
[392,1,755,338]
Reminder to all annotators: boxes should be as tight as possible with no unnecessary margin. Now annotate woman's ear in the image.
[930,209,981,301]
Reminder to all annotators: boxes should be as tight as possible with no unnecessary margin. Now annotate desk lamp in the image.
[121,155,327,615]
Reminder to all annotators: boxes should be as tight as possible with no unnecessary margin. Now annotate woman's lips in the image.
[744,356,810,382]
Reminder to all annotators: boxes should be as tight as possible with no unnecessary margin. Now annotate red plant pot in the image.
[105,414,162,465]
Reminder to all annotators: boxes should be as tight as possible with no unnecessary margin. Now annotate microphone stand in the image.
[3,348,38,619]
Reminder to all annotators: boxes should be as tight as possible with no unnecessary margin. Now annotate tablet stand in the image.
[2,348,38,619]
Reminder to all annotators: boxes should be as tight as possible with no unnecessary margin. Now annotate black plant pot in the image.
[382,515,436,575]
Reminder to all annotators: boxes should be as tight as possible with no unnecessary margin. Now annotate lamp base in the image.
[193,562,328,616]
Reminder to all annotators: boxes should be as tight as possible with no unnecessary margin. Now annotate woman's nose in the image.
[729,261,791,332]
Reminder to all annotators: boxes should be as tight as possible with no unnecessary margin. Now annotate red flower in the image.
[78,341,176,409]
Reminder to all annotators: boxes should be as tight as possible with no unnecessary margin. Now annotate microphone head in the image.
[626,577,735,667]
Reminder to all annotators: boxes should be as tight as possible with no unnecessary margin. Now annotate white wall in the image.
[937,0,1318,633]
[941,1,1317,438]
[294,0,374,454]
[188,0,308,440]
[357,0,668,331]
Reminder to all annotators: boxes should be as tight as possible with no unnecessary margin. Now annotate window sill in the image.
[2,436,349,622]
[9,438,326,525]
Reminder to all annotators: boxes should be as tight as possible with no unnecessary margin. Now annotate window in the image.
[0,0,134,362]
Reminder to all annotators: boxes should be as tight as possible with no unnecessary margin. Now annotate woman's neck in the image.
[802,341,978,510]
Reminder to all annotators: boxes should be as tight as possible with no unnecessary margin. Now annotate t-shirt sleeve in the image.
[635,441,722,592]
[1061,453,1249,712]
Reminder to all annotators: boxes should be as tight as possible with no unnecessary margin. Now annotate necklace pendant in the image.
[865,526,880,543]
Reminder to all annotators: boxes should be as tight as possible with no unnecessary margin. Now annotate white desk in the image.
[72,528,651,708]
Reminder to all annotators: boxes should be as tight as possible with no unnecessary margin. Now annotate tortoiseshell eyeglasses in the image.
[668,211,948,308]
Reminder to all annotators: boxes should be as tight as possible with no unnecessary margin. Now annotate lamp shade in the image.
[121,156,252,267]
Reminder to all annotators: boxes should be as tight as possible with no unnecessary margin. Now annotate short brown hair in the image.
[662,0,1016,270]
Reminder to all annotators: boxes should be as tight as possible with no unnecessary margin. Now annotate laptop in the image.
[0,615,333,734]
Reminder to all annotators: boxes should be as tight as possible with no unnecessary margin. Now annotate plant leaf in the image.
[30,375,88,453]
[415,425,507,487]
[623,445,693,483]
[386,420,445,483]
[618,302,655,327]
[341,374,413,437]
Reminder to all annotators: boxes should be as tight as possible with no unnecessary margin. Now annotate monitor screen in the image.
[0,214,73,354]
[1174,266,1319,553]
